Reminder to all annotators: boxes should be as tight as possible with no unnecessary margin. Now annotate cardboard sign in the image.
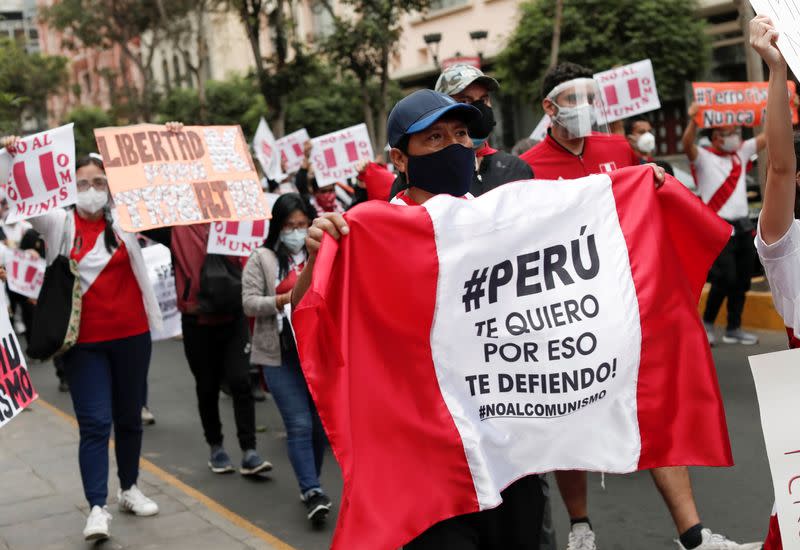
[0,123,76,223]
[4,248,45,299]
[594,60,661,123]
[253,118,284,182]
[277,129,310,174]
[530,114,551,142]
[692,81,799,127]
[93,124,271,232]
[0,291,37,428]
[310,123,374,188]
[749,348,800,550]
[141,244,181,341]
[750,0,800,82]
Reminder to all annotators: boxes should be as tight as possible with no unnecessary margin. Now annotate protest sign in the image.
[750,0,800,81]
[530,114,551,141]
[141,244,181,341]
[594,59,661,123]
[692,81,799,127]
[277,129,310,174]
[253,118,283,181]
[310,123,374,188]
[1,123,76,223]
[207,192,278,257]
[0,292,37,428]
[749,348,800,550]
[4,248,45,299]
[94,124,271,232]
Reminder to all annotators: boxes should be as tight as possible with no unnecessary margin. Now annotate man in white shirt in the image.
[682,104,766,345]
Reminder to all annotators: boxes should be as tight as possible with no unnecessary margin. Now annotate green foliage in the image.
[0,38,68,133]
[64,106,115,157]
[496,0,710,102]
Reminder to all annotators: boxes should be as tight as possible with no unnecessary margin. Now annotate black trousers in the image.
[404,475,546,550]
[703,228,756,330]
[181,314,256,451]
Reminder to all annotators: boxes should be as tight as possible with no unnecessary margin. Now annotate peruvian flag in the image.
[294,166,734,550]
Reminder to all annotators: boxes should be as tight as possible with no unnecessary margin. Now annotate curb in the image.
[698,284,785,332]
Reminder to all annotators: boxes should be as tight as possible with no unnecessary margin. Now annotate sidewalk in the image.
[0,399,292,550]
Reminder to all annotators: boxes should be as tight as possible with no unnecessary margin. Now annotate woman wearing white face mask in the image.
[5,149,163,542]
[241,192,333,526]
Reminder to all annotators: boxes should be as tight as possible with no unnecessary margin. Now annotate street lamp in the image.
[424,33,442,68]
[469,30,489,62]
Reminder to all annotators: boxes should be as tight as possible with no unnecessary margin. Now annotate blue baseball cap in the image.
[387,89,481,148]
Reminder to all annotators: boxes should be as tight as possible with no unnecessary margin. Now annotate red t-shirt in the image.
[71,212,149,343]
[519,132,640,180]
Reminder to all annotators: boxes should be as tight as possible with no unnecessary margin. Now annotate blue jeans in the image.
[63,332,151,508]
[262,354,327,495]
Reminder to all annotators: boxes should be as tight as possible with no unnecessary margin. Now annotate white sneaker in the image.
[83,505,111,541]
[704,322,716,346]
[141,406,156,425]
[117,484,159,516]
[675,528,762,549]
[567,522,597,550]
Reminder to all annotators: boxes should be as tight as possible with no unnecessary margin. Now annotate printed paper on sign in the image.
[3,123,76,223]
[750,0,800,81]
[4,248,45,299]
[277,129,310,174]
[93,124,271,232]
[0,291,38,428]
[141,244,181,341]
[207,219,270,257]
[692,81,799,127]
[594,60,661,123]
[253,118,284,182]
[749,348,800,550]
[310,123,374,188]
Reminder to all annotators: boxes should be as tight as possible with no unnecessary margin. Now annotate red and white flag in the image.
[3,248,45,299]
[0,123,76,223]
[294,166,734,550]
[253,118,283,182]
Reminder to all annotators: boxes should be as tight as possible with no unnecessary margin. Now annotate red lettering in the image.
[132,132,154,163]
[96,136,122,168]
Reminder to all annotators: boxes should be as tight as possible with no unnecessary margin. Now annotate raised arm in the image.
[751,15,796,244]
[681,103,700,162]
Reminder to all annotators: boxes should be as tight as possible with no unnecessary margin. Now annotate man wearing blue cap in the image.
[293,89,547,548]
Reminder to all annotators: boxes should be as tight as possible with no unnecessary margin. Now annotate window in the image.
[428,0,468,11]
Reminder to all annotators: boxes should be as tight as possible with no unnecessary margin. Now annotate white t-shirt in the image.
[692,138,757,221]
[756,217,800,336]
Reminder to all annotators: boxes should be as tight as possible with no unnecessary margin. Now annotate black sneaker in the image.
[304,491,332,526]
[58,379,69,393]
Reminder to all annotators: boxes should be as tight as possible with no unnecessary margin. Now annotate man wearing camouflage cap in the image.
[389,64,533,200]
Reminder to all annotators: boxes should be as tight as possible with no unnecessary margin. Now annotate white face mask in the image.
[720,134,742,153]
[554,103,595,139]
[636,132,656,155]
[279,228,307,254]
[76,188,108,215]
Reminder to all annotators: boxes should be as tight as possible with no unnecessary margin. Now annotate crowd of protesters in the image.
[0,13,798,550]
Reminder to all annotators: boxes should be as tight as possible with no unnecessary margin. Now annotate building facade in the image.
[0,0,40,53]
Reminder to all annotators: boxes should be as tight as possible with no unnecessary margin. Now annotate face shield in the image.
[546,78,609,139]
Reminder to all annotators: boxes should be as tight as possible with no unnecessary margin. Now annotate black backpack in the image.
[196,254,243,315]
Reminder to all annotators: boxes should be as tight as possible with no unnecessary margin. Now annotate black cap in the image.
[387,89,481,148]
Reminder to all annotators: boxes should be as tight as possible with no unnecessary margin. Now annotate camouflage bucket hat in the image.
[435,64,500,97]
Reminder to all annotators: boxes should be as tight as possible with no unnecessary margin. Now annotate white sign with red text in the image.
[750,348,800,550]
[310,123,374,188]
[253,118,284,182]
[1,123,76,223]
[594,60,661,123]
[3,248,45,299]
[208,220,270,257]
[277,129,310,174]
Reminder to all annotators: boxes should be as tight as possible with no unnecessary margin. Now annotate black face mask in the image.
[406,143,476,197]
[468,100,496,140]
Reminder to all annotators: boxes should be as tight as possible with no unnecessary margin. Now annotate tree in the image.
[496,0,710,102]
[64,106,115,156]
[317,0,431,150]
[0,38,68,133]
[40,0,191,121]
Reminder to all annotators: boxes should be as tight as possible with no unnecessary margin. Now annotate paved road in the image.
[30,330,786,549]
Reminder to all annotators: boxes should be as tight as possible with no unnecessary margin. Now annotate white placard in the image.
[749,348,800,550]
[277,128,310,174]
[2,123,76,223]
[207,219,269,258]
[3,248,45,299]
[750,0,800,81]
[310,123,374,188]
[530,114,551,141]
[141,244,181,341]
[594,60,661,123]
[0,290,37,427]
[253,118,284,181]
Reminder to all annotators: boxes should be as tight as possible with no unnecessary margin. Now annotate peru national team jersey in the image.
[691,138,756,221]
[519,132,640,180]
[71,212,149,343]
